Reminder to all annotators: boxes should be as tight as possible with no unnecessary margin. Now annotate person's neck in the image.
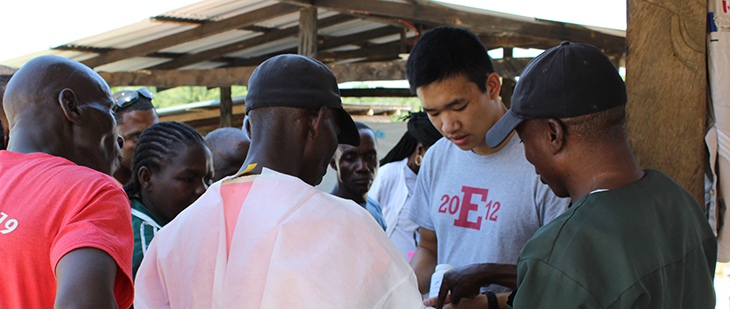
[472,102,511,156]
[138,192,170,225]
[565,142,645,204]
[6,125,65,157]
[329,183,367,204]
[472,131,515,156]
[238,140,304,179]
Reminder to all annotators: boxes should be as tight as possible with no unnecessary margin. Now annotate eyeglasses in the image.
[113,88,154,111]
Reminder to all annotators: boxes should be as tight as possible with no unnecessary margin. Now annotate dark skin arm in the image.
[410,227,438,294]
[435,263,517,309]
[55,247,119,309]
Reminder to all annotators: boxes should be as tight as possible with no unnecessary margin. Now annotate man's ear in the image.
[329,156,338,171]
[545,119,565,155]
[486,72,502,101]
[138,166,153,191]
[308,106,329,140]
[58,88,81,125]
[244,117,252,140]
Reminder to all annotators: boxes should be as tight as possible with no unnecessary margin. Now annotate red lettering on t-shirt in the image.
[453,186,489,230]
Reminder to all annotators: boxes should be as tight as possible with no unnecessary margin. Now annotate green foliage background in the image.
[110,86,249,109]
[111,83,421,122]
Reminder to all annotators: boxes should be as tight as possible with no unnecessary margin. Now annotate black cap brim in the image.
[336,108,360,146]
[486,110,525,148]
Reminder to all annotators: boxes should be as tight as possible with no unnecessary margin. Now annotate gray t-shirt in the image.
[408,136,569,292]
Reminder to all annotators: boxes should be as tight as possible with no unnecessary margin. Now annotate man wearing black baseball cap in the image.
[134,54,423,308]
[432,42,717,308]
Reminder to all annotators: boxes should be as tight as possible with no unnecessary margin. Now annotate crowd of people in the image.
[0,25,718,309]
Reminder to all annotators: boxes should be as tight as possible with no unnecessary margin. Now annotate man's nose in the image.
[355,158,371,173]
[441,116,461,134]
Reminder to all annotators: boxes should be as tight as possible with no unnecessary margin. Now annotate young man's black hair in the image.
[406,26,495,94]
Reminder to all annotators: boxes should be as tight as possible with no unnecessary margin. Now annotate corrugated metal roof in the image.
[0,0,625,71]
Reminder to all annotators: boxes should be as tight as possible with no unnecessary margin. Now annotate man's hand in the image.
[436,263,517,308]
[425,293,489,309]
[55,247,119,309]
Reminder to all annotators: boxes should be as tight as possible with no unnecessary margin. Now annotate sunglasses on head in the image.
[113,88,154,111]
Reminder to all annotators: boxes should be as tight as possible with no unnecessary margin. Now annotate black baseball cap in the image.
[486,41,627,148]
[245,54,360,146]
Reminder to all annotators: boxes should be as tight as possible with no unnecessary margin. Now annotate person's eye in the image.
[454,103,468,112]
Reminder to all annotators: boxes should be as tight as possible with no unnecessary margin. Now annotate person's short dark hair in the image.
[560,104,626,146]
[380,112,442,166]
[113,91,156,124]
[124,121,205,198]
[406,26,495,94]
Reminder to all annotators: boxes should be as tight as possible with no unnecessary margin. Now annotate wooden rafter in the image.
[318,40,401,62]
[278,0,625,53]
[99,61,409,87]
[215,26,405,67]
[149,14,357,70]
[340,88,413,97]
[151,15,210,25]
[81,3,301,68]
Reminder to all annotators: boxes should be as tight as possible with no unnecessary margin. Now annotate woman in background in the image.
[125,121,213,279]
[369,112,442,261]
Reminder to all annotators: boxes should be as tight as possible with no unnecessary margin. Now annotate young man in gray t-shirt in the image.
[405,26,569,301]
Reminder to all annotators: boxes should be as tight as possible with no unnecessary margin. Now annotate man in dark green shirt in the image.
[431,42,716,309]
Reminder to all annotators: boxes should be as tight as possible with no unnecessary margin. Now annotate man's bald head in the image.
[4,56,111,124]
[4,55,122,175]
[205,127,251,182]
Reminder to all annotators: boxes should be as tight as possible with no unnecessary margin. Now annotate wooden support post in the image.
[400,27,408,54]
[503,47,513,59]
[500,78,515,109]
[298,7,318,58]
[219,86,233,128]
[625,0,706,207]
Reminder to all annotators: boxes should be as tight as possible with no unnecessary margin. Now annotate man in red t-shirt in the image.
[0,55,134,308]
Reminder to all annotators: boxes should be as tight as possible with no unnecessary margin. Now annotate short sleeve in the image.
[512,259,601,308]
[50,182,134,309]
[533,178,570,226]
[407,150,435,231]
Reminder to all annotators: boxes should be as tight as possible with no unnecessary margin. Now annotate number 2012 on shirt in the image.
[0,212,19,234]
[438,186,499,230]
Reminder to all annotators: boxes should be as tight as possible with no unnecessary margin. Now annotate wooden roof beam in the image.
[278,0,625,53]
[318,41,401,63]
[99,61,407,88]
[151,15,210,25]
[149,14,356,70]
[81,3,301,68]
[217,26,404,67]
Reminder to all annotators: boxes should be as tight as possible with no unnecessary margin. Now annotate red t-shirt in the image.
[0,151,134,308]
